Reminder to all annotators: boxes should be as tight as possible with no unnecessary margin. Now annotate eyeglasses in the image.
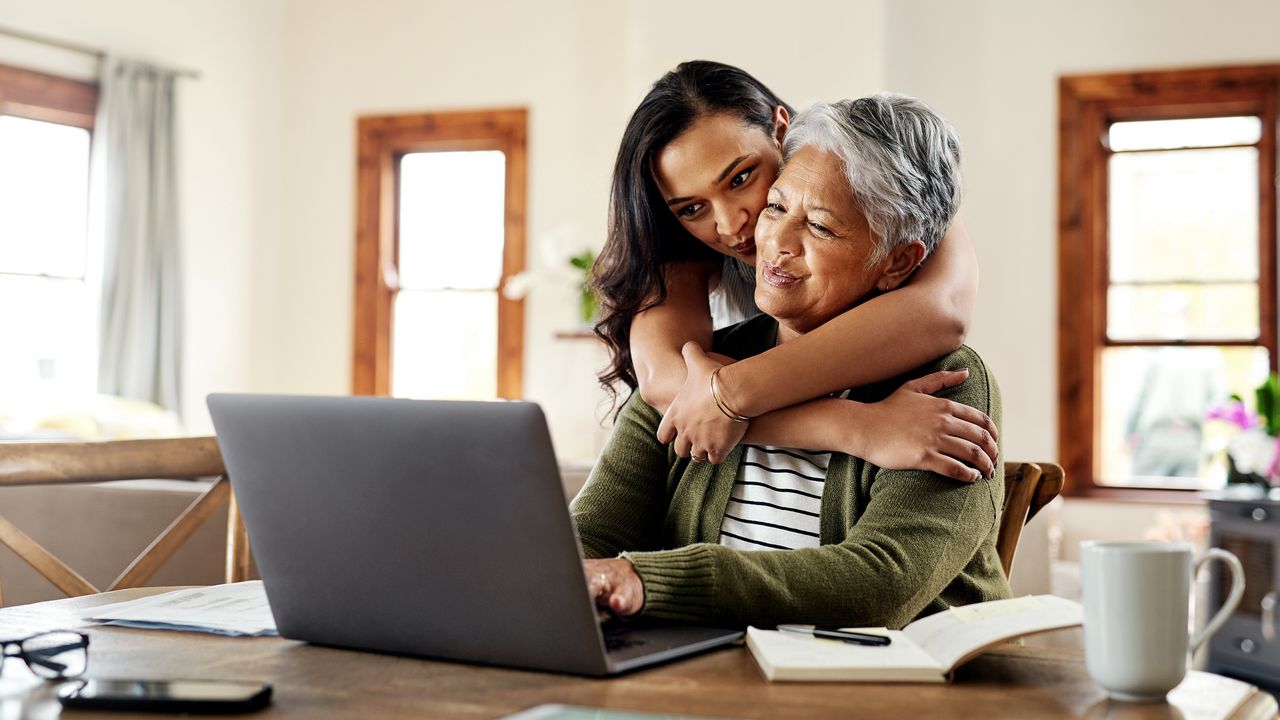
[0,631,89,679]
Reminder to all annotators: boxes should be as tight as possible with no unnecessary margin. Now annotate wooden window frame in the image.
[0,62,97,130]
[1058,64,1280,499]
[353,109,527,398]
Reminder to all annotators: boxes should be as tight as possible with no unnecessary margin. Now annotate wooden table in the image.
[0,588,1274,719]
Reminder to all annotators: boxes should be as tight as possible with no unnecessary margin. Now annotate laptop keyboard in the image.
[604,632,647,652]
[600,616,649,653]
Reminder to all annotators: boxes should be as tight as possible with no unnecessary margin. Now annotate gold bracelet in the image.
[710,367,751,424]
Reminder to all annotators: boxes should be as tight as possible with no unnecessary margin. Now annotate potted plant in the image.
[1213,373,1280,487]
[569,249,598,328]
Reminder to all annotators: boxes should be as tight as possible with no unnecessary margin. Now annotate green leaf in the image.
[569,249,595,271]
[1258,373,1280,437]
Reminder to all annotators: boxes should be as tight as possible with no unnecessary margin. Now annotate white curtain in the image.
[94,58,183,413]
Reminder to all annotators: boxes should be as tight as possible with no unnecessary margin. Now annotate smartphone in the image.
[58,679,272,714]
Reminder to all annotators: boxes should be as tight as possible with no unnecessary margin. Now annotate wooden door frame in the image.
[353,108,527,397]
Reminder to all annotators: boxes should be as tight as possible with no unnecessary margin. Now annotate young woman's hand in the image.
[655,342,747,464]
[584,557,644,617]
[855,369,1000,483]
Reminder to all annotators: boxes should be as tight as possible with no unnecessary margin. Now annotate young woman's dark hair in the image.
[592,60,793,403]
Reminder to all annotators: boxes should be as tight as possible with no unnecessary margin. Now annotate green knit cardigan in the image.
[571,315,1011,629]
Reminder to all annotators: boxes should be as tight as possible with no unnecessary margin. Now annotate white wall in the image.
[618,1,885,111]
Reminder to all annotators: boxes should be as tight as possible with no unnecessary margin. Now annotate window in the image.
[353,109,526,399]
[1059,65,1279,496]
[0,63,98,399]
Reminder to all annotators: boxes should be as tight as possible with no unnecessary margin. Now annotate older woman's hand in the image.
[584,557,644,618]
[655,342,747,464]
[856,368,1000,482]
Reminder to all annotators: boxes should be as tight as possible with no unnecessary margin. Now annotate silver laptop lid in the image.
[207,394,609,675]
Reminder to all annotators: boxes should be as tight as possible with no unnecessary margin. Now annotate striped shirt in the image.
[709,257,760,330]
[718,445,831,551]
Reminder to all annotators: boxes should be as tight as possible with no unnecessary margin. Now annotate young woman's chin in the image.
[699,238,757,263]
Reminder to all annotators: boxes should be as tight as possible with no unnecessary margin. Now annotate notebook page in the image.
[902,595,1083,671]
[745,627,945,682]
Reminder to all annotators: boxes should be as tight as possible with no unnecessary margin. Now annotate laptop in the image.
[206,394,742,676]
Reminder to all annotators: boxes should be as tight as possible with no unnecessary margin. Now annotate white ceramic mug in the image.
[1080,541,1244,702]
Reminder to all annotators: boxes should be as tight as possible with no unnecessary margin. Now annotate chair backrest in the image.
[998,461,1065,580]
[0,437,250,606]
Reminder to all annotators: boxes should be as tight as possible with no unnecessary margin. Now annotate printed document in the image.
[86,581,278,637]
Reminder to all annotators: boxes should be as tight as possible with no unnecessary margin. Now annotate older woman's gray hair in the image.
[783,93,962,265]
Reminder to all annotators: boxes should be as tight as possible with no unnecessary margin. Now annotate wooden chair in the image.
[998,461,1065,580]
[0,437,250,606]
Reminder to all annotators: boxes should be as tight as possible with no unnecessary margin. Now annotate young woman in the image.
[592,61,997,482]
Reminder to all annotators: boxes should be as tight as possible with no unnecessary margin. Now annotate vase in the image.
[1226,455,1270,488]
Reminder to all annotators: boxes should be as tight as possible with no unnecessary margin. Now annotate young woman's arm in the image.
[658,219,980,462]
[628,260,717,412]
[740,370,996,480]
[656,343,996,478]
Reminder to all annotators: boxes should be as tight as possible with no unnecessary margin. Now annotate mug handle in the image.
[1190,548,1245,656]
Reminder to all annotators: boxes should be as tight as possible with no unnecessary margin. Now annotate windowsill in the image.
[1066,486,1210,505]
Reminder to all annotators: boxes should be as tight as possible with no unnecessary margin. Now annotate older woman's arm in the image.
[625,467,1002,628]
[626,348,1008,628]
[570,394,674,559]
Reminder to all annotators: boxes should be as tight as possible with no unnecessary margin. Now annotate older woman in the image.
[572,94,1010,629]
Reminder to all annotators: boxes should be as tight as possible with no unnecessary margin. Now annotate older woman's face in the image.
[653,112,783,261]
[753,144,882,339]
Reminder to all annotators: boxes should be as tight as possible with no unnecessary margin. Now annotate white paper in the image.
[86,581,278,637]
[1169,671,1257,720]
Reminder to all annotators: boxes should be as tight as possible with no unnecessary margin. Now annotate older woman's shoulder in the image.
[934,344,989,372]
[711,315,779,361]
[928,345,1001,419]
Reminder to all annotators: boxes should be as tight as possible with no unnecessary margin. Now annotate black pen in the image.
[776,624,892,646]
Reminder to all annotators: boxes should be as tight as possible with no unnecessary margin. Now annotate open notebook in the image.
[746,595,1083,682]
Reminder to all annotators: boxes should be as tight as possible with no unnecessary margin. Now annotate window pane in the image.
[1109,147,1257,285]
[0,116,91,278]
[0,275,96,396]
[1107,282,1258,341]
[391,289,496,400]
[398,151,505,291]
[1109,116,1262,151]
[1098,345,1268,489]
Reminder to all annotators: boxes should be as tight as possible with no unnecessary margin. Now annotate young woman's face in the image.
[652,112,784,262]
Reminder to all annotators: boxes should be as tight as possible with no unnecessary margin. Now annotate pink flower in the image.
[1208,400,1261,430]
